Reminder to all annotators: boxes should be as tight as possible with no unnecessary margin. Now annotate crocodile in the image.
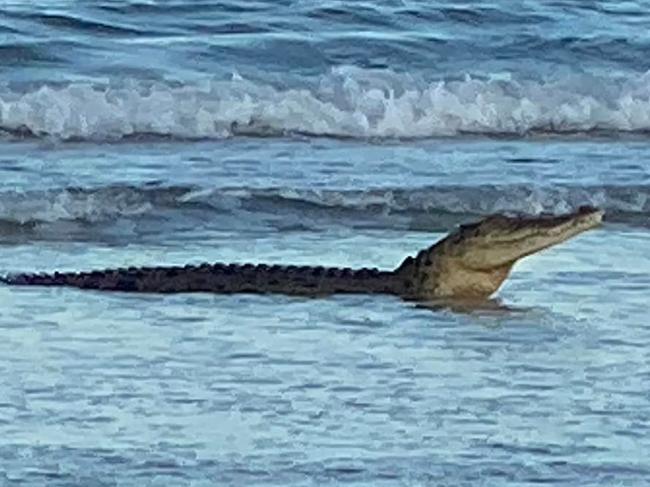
[1,206,603,301]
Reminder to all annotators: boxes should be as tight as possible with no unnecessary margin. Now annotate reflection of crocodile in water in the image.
[1,206,603,301]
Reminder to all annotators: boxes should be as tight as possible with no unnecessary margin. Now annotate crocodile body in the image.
[5,263,399,296]
[1,206,604,301]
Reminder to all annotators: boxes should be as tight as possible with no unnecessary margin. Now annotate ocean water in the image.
[1,1,650,485]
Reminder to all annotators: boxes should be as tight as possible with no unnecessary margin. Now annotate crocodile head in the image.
[396,206,604,300]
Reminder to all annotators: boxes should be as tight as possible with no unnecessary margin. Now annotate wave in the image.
[0,184,647,234]
[2,68,650,140]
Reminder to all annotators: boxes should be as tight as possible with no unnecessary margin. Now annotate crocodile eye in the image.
[459,222,480,235]
[578,205,598,214]
[464,224,482,237]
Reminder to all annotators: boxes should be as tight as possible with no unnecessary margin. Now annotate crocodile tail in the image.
[1,269,142,291]
[1,263,397,295]
[1,273,62,286]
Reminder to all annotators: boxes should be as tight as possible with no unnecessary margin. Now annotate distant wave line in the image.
[2,68,650,140]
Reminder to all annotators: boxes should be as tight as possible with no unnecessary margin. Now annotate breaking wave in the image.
[3,67,650,140]
[0,184,648,232]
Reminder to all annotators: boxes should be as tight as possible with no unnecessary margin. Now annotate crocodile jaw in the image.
[396,206,604,300]
[455,206,604,271]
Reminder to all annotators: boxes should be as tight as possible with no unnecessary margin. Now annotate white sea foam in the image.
[214,185,650,220]
[2,68,650,140]
[0,186,185,224]
[0,184,647,227]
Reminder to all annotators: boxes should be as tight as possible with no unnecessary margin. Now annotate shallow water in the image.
[1,1,650,485]
[2,228,650,486]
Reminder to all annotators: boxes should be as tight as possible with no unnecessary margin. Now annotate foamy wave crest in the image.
[3,67,650,140]
[0,184,647,231]
[0,185,189,224]
[200,185,650,227]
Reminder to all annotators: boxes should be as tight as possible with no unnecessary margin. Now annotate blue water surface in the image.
[1,1,649,486]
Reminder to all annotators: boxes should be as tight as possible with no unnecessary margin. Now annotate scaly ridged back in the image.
[2,262,400,296]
